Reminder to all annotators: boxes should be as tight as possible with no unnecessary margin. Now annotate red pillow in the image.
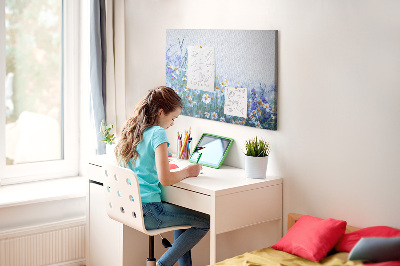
[271,215,347,261]
[336,226,400,252]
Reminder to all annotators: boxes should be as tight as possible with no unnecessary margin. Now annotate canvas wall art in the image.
[166,29,278,130]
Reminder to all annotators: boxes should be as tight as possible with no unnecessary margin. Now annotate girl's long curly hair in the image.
[115,86,182,166]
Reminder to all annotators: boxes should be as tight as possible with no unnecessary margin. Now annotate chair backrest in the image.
[103,163,148,234]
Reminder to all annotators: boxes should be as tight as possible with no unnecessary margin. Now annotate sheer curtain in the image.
[90,0,106,154]
[90,0,125,155]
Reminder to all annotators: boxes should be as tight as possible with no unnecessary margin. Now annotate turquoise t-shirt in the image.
[126,126,169,203]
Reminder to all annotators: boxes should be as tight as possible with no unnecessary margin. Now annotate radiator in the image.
[0,218,85,266]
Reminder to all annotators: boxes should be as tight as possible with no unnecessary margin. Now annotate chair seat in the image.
[145,225,191,236]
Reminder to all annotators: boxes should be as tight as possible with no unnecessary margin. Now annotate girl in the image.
[115,86,210,266]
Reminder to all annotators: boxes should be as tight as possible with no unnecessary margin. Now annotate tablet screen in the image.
[189,133,233,169]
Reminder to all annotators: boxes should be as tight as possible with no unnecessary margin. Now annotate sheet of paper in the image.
[187,46,215,92]
[224,87,248,118]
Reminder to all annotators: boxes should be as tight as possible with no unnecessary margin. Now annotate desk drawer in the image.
[161,186,211,215]
[215,183,282,234]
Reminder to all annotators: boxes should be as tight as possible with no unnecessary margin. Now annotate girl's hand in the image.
[184,163,202,177]
[155,143,202,186]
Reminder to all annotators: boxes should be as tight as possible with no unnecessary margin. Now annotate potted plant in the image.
[244,137,270,179]
[100,119,116,154]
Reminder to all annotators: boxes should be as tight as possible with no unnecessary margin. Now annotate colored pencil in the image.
[196,153,202,164]
[179,132,188,159]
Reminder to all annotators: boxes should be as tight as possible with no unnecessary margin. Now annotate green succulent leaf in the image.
[244,136,270,157]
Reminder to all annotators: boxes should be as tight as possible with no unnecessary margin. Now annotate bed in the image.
[209,213,400,266]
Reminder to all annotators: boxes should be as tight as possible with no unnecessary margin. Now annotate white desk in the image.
[86,155,282,265]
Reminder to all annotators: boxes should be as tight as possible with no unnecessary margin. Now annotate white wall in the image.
[124,0,400,229]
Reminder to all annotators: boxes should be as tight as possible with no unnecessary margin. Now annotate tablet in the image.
[189,133,234,169]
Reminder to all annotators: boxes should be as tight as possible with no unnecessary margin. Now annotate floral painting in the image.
[166,29,278,130]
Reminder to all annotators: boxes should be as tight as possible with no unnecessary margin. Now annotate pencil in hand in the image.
[196,153,202,164]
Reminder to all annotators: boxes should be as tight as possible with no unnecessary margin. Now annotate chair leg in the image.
[147,235,156,265]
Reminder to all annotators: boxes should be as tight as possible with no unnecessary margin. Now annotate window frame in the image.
[0,0,80,185]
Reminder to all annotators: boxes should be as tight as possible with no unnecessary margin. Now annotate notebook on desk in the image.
[168,158,188,172]
[169,163,180,171]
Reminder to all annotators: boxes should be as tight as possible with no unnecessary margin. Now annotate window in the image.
[0,0,79,185]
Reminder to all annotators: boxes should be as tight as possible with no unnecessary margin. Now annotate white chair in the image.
[103,163,190,266]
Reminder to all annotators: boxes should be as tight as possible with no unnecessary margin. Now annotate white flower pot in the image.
[245,155,268,179]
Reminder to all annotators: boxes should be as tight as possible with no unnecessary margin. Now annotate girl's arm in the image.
[155,142,201,186]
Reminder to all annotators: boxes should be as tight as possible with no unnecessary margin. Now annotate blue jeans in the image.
[142,202,210,266]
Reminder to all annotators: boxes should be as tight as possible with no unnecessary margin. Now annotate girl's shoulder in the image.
[145,126,169,148]
[145,126,165,134]
[144,126,166,138]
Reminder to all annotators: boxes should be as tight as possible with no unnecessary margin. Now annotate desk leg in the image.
[210,198,217,265]
[210,228,217,264]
